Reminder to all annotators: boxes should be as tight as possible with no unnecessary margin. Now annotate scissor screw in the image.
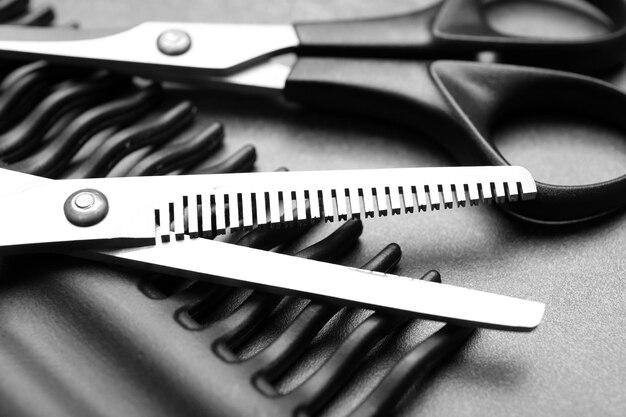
[64,189,109,227]
[157,29,192,56]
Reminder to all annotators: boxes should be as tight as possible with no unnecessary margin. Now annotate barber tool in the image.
[0,1,623,223]
[0,165,543,330]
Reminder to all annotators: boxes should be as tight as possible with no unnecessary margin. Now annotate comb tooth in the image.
[295,189,308,223]
[453,183,466,207]
[389,185,402,214]
[441,184,454,209]
[506,181,519,202]
[228,192,240,232]
[309,190,321,221]
[200,194,213,236]
[241,192,254,229]
[214,193,227,233]
[415,185,428,212]
[173,197,185,239]
[322,188,334,221]
[348,187,361,219]
[467,183,480,205]
[187,195,199,237]
[428,184,441,210]
[282,191,294,224]
[480,182,493,203]
[362,187,375,218]
[375,186,388,216]
[255,192,268,227]
[493,181,506,203]
[335,188,348,220]
[268,191,281,225]
[401,185,414,213]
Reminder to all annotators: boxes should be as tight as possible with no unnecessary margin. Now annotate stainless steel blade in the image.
[0,23,299,77]
[0,166,536,253]
[79,238,544,331]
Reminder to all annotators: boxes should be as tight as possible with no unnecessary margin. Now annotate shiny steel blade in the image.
[0,166,536,253]
[80,238,545,331]
[0,23,299,78]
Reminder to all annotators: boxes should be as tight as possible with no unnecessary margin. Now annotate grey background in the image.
[19,1,626,416]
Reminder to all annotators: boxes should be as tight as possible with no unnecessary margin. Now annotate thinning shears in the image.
[0,0,623,222]
[0,165,544,331]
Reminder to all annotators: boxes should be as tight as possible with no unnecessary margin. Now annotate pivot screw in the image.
[64,189,109,227]
[157,29,192,56]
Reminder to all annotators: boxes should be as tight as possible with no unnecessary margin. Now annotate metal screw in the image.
[157,29,192,56]
[64,189,109,227]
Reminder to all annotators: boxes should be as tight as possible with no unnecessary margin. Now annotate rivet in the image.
[64,189,109,227]
[157,29,192,56]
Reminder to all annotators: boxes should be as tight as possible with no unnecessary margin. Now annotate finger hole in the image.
[486,0,610,40]
[492,112,626,185]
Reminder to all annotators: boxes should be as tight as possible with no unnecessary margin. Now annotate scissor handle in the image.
[294,0,626,74]
[284,58,626,223]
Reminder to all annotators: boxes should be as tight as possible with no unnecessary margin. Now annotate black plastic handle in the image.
[294,0,626,74]
[284,58,626,223]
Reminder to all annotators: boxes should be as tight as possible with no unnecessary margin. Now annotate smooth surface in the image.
[0,22,299,76]
[85,239,544,330]
[1,1,625,417]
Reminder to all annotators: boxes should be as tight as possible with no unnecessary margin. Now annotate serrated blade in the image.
[149,165,536,241]
[0,166,536,253]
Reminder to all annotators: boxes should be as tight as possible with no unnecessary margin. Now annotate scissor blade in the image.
[0,22,299,77]
[79,238,544,331]
[0,166,536,254]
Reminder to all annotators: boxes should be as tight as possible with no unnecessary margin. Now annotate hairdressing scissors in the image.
[0,0,624,223]
[0,165,543,331]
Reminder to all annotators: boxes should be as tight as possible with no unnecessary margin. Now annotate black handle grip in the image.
[294,0,626,73]
[284,58,626,223]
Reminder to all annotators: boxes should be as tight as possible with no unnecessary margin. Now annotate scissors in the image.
[0,0,624,223]
[0,164,544,331]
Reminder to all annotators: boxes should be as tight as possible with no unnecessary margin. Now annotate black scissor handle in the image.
[284,58,626,223]
[294,0,626,74]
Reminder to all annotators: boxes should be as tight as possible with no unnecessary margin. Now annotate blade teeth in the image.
[309,190,321,221]
[401,185,414,213]
[505,181,519,202]
[321,188,334,221]
[200,194,213,237]
[493,181,506,203]
[375,186,388,216]
[348,187,361,219]
[440,184,454,209]
[415,185,428,212]
[214,193,227,233]
[389,186,402,215]
[268,190,281,225]
[241,192,254,229]
[467,183,480,205]
[428,184,441,210]
[362,187,376,218]
[520,179,537,200]
[255,192,268,227]
[480,182,493,204]
[151,166,537,240]
[282,191,294,224]
[156,203,171,242]
[228,192,240,232]
[334,188,348,220]
[454,183,466,207]
[295,190,308,223]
